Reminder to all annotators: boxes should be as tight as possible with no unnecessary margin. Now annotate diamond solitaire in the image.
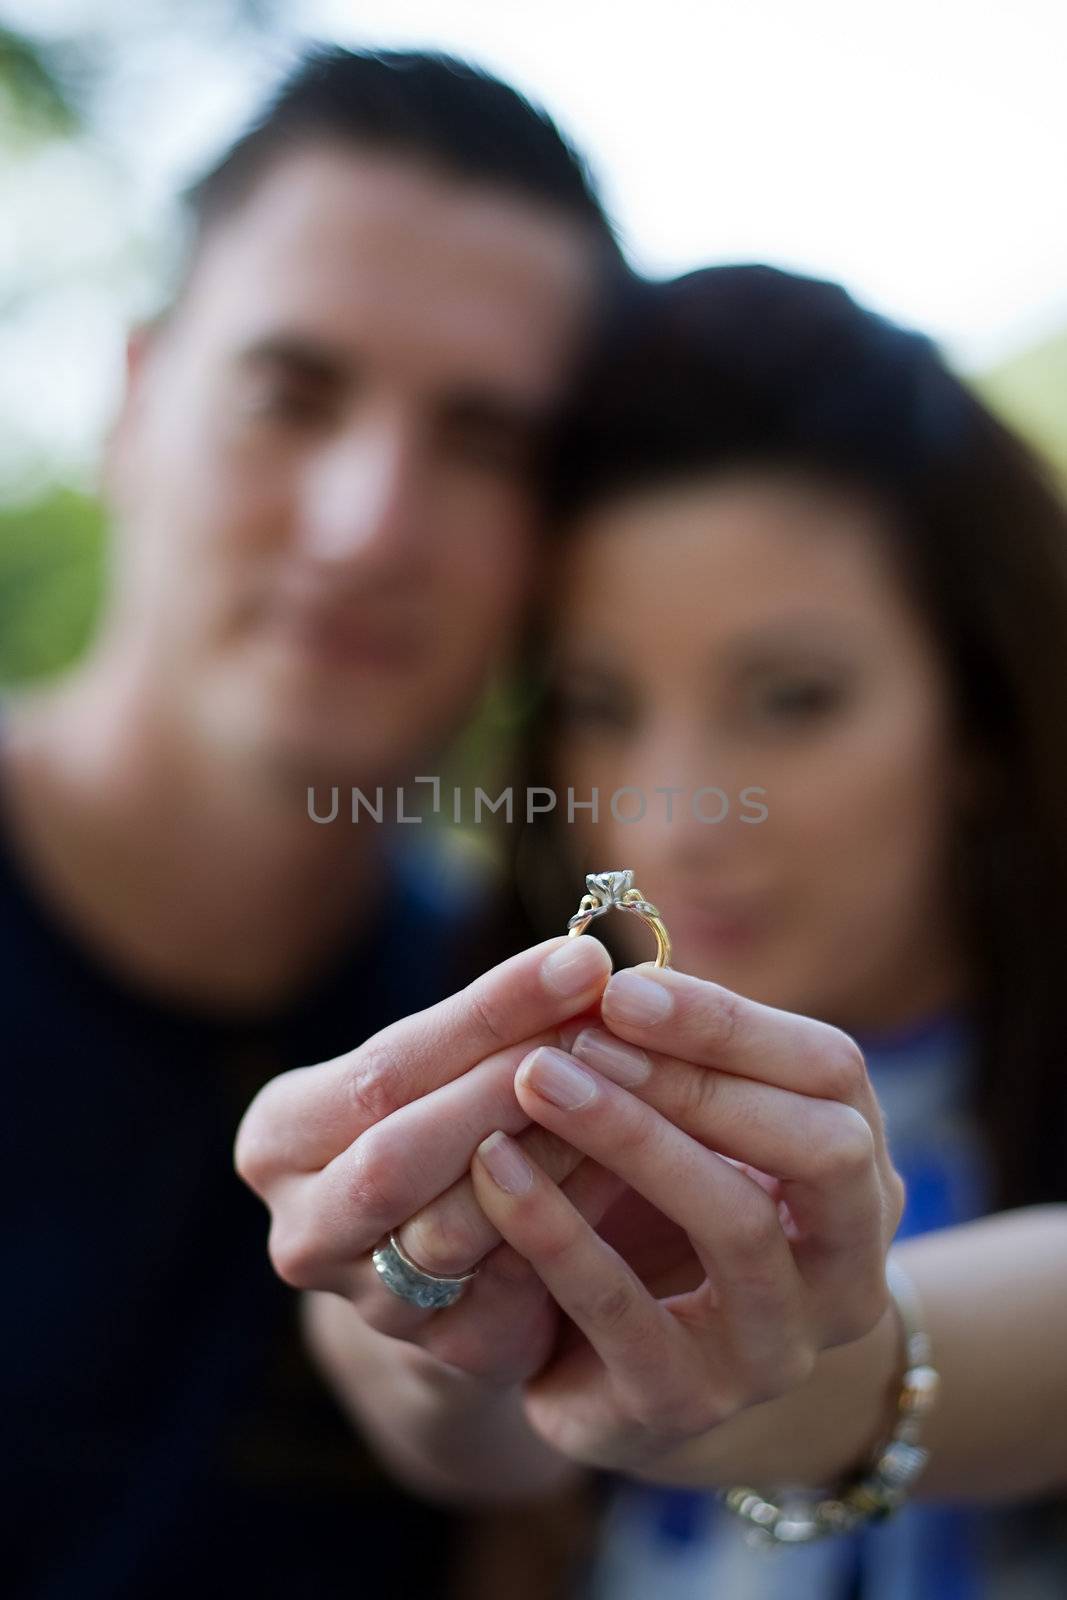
[566,869,672,968]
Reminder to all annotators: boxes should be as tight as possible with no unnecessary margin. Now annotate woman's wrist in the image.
[835,1275,912,1477]
[721,1256,939,1545]
[637,1293,905,1492]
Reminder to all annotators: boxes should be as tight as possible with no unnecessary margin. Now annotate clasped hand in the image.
[235,936,904,1472]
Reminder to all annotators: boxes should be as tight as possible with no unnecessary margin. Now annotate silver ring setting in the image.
[371,1230,479,1311]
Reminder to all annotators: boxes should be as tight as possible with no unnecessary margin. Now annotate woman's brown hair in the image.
[530,263,1067,1214]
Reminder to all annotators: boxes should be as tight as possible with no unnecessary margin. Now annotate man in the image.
[2,45,616,1597]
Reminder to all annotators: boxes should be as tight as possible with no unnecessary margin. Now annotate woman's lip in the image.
[658,897,765,947]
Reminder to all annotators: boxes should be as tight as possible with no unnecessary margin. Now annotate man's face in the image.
[107,146,597,784]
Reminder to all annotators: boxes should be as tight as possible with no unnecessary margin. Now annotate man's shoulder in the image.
[274,836,514,1067]
[336,836,497,1014]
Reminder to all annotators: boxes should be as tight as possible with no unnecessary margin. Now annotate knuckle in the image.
[341,1132,419,1230]
[268,1218,327,1290]
[817,1027,868,1102]
[706,984,742,1048]
[754,1339,818,1402]
[233,1111,274,1191]
[888,1170,908,1230]
[526,1212,583,1268]
[781,1339,819,1393]
[814,1106,876,1182]
[342,1046,402,1128]
[465,981,510,1049]
[722,1187,782,1257]
[402,1203,488,1279]
[675,1062,725,1129]
[580,1278,641,1334]
[607,1098,660,1166]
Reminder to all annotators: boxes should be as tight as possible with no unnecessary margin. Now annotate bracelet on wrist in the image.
[720,1253,939,1549]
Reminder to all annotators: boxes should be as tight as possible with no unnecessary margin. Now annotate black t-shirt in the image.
[0,802,488,1599]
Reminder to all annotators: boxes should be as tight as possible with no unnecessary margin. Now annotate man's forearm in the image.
[641,1204,1067,1502]
[300,1290,580,1505]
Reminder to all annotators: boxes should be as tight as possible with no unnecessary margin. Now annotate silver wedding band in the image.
[371,1230,479,1311]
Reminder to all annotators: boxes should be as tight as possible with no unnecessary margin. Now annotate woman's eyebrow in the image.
[720,615,863,660]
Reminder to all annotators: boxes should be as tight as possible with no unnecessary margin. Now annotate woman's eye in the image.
[748,677,847,726]
[550,683,636,732]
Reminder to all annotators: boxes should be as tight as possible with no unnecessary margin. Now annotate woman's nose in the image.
[610,726,750,855]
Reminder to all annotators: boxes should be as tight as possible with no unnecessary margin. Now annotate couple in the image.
[4,41,1066,1600]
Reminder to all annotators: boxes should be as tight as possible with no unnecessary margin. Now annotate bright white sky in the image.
[309,0,1067,364]
[3,0,1066,482]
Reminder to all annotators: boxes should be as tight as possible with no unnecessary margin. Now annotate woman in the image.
[480,262,1067,1596]
[235,267,1067,1597]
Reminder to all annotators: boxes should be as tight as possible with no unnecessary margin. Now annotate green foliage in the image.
[0,488,106,684]
[0,26,83,142]
[977,327,1067,491]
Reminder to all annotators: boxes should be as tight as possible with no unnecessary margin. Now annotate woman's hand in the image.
[237,934,903,1458]
[468,961,907,1472]
[234,934,613,1386]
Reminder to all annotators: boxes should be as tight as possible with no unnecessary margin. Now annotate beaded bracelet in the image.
[720,1254,940,1548]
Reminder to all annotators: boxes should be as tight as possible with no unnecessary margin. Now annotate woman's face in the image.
[548,472,970,1034]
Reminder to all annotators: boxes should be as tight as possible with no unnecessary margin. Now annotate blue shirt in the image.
[584,1014,1067,1600]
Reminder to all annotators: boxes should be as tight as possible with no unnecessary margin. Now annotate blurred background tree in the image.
[1,20,102,683]
[0,3,287,685]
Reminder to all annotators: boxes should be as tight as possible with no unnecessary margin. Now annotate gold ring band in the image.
[566,869,672,968]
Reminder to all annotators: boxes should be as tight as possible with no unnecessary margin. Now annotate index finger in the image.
[236,934,612,1176]
[600,964,877,1114]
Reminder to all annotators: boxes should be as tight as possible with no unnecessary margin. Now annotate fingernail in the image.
[603,968,674,1025]
[541,936,611,998]
[572,1027,651,1087]
[519,1046,597,1110]
[477,1130,534,1195]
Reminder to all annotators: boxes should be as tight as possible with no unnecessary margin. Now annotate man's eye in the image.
[242,384,333,427]
[444,421,534,475]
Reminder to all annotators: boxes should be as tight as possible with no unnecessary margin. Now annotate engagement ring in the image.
[567,869,672,967]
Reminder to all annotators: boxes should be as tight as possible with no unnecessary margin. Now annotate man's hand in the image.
[234,934,613,1384]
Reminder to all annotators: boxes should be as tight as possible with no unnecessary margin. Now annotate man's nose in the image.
[296,417,426,568]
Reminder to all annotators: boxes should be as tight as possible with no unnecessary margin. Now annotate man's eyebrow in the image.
[232,334,349,384]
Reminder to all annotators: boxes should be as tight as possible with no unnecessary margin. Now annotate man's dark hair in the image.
[182,44,618,256]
